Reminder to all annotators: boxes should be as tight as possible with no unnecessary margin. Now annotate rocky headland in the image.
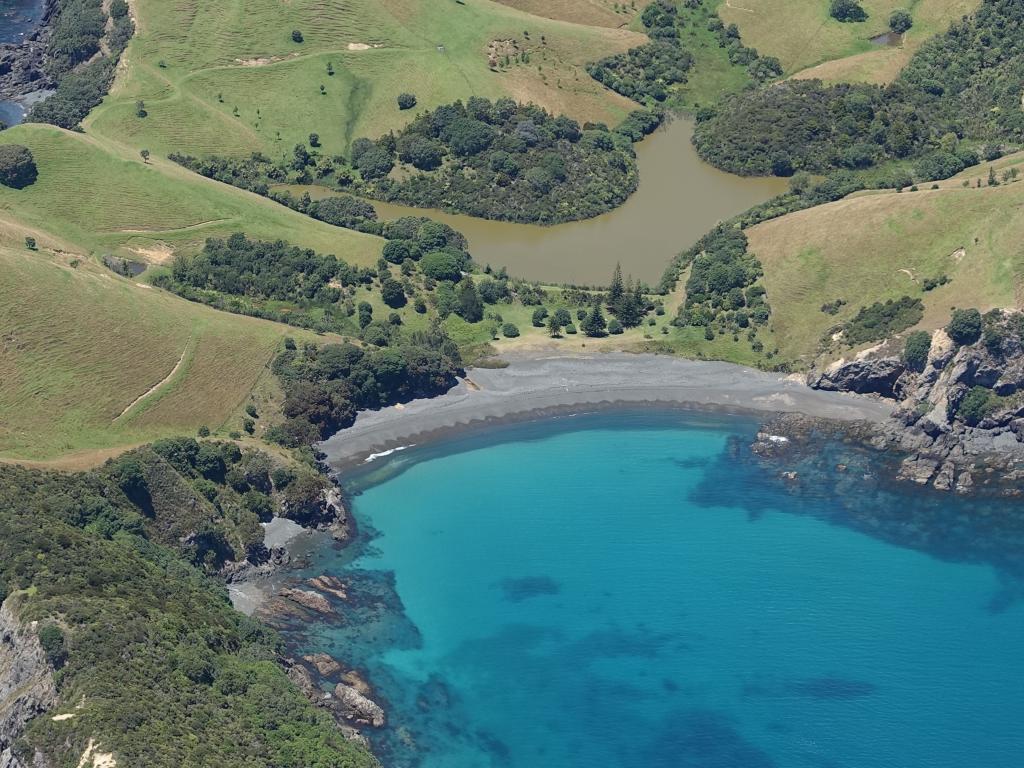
[807,310,1024,494]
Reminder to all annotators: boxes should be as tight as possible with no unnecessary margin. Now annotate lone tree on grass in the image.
[397,92,417,110]
[888,9,912,33]
[0,144,37,188]
[547,314,563,337]
[830,0,867,22]
[140,149,150,163]
[291,29,304,43]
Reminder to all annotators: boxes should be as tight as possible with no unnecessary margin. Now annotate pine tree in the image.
[608,262,625,314]
[582,299,608,337]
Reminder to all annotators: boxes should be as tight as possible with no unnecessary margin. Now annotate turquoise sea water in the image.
[300,411,1024,767]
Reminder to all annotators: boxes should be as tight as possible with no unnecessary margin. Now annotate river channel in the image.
[287,118,786,286]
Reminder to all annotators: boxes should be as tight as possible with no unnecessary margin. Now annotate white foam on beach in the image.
[768,435,790,443]
[364,444,414,463]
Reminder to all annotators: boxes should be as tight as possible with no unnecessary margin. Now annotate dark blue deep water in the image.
[297,411,1024,767]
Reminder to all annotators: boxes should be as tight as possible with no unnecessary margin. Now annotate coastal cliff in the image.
[809,310,1024,493]
[0,598,56,768]
[0,0,57,103]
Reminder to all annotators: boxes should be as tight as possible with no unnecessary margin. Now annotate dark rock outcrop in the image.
[809,355,906,398]
[0,598,57,768]
[0,0,57,103]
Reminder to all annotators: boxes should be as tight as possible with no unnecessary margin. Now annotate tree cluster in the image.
[353,97,643,223]
[268,330,462,446]
[674,227,771,334]
[843,296,924,345]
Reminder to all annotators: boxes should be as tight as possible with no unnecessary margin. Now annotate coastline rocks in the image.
[332,683,386,728]
[809,320,1024,494]
[222,545,290,583]
[0,598,57,768]
[809,356,905,398]
[0,0,57,103]
[278,588,335,616]
[307,575,348,601]
[281,486,353,542]
[285,656,385,737]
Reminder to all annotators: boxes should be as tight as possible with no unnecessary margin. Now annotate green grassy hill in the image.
[84,0,645,159]
[749,178,1022,365]
[0,124,382,267]
[720,0,978,82]
[0,240,324,463]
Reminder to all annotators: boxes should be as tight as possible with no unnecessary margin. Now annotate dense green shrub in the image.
[694,0,1024,177]
[587,41,694,102]
[38,624,67,669]
[947,308,983,345]
[28,0,134,128]
[903,330,932,371]
[844,297,924,345]
[830,0,868,22]
[0,144,38,189]
[957,385,997,425]
[270,332,461,445]
[889,9,913,33]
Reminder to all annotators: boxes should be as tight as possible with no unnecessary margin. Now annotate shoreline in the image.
[319,352,894,473]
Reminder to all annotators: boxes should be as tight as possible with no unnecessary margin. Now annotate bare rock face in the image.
[303,653,344,679]
[0,599,57,768]
[810,356,906,398]
[332,683,385,728]
[278,588,334,616]
[306,575,348,601]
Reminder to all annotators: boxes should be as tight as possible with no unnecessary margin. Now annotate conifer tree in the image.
[608,262,625,314]
[582,298,608,337]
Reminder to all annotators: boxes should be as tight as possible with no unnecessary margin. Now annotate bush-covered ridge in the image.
[693,0,1024,177]
[0,454,377,768]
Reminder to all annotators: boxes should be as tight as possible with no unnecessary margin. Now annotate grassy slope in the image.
[721,0,978,82]
[493,0,640,27]
[0,240,328,462]
[84,0,645,160]
[749,181,1022,365]
[0,124,381,266]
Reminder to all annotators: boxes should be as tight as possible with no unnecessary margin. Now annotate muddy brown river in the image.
[289,118,786,285]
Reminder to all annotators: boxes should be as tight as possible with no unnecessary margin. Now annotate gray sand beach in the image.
[320,352,893,469]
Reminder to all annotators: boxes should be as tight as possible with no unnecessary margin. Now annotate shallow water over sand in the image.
[291,411,1024,768]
